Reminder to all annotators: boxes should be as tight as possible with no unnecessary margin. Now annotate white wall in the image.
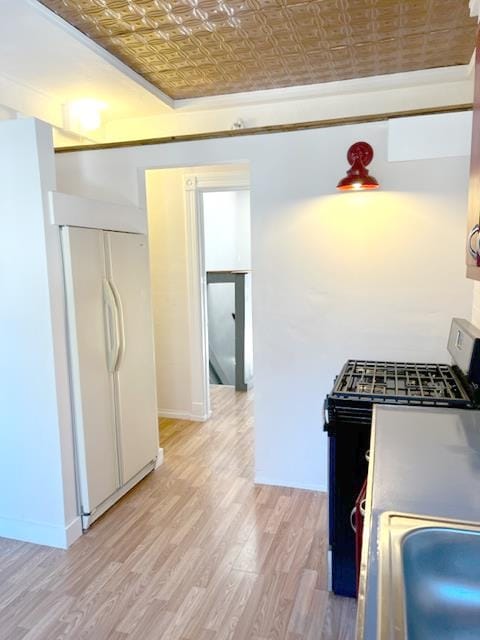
[0,118,80,547]
[55,113,473,491]
[146,168,194,419]
[203,191,251,271]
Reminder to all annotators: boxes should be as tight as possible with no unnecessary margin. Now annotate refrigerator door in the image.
[62,227,120,516]
[105,231,159,484]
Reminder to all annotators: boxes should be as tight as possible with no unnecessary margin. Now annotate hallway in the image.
[0,386,356,639]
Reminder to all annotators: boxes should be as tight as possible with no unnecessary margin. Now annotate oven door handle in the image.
[467,223,480,260]
[350,506,357,533]
[323,398,333,433]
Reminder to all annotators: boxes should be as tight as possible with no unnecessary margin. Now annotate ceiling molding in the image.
[28,0,174,110]
[174,65,473,112]
[98,66,473,145]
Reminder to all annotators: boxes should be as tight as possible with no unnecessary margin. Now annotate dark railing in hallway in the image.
[206,270,253,392]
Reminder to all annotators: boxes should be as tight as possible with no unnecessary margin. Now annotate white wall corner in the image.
[155,447,164,469]
[470,0,480,19]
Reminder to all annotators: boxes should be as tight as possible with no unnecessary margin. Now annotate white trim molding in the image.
[176,65,472,112]
[0,515,82,549]
[182,169,251,425]
[255,475,327,493]
[470,0,480,18]
[65,517,83,546]
[155,447,164,469]
[49,191,147,233]
[183,178,211,423]
[184,173,250,191]
[158,409,212,422]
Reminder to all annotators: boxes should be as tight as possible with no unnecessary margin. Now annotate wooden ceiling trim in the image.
[54,103,472,153]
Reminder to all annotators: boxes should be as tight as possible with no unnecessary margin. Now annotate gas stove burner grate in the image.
[332,360,470,403]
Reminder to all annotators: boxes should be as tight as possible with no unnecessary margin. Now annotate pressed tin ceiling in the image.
[39,0,477,100]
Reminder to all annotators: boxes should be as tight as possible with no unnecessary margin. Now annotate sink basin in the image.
[378,513,480,640]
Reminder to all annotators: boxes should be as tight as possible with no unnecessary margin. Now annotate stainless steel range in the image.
[324,318,480,598]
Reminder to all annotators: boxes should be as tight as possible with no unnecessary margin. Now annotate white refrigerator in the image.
[62,226,159,529]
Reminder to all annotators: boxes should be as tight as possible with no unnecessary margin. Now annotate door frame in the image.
[183,170,250,420]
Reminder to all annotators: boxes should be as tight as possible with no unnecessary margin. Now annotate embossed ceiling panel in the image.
[39,0,476,99]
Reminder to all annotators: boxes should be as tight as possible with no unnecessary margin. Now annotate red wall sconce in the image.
[337,142,379,191]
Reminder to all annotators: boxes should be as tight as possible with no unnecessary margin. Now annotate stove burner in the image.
[332,360,470,404]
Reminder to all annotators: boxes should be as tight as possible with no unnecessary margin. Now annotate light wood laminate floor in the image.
[0,385,356,639]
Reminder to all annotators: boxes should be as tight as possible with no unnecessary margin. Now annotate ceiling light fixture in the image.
[336,141,379,192]
[65,99,107,134]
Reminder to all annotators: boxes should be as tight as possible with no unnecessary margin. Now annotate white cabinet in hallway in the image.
[62,226,159,529]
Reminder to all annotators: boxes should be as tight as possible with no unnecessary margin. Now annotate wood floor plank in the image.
[0,385,356,639]
[287,570,318,636]
[320,593,358,640]
[214,572,260,640]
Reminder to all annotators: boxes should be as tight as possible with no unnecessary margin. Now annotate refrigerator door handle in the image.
[103,279,121,373]
[109,279,125,372]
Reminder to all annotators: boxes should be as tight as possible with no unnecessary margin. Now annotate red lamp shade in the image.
[337,141,379,191]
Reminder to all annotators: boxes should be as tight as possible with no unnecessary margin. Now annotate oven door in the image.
[328,422,370,598]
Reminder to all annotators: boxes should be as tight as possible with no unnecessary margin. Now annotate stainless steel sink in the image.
[378,513,480,639]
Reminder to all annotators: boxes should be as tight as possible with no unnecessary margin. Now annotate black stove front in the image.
[324,359,473,598]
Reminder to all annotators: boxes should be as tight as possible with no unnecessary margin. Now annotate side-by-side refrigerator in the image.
[62,226,159,529]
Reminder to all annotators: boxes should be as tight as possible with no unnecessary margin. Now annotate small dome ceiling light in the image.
[337,141,380,191]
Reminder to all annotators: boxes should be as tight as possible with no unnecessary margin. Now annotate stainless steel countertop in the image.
[357,405,480,640]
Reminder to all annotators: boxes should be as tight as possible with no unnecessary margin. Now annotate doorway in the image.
[145,165,252,424]
[202,190,253,391]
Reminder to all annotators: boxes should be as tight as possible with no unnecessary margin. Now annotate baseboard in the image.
[191,402,210,420]
[254,475,326,493]
[0,515,81,549]
[155,447,164,469]
[158,409,195,420]
[65,517,83,547]
[158,408,211,422]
